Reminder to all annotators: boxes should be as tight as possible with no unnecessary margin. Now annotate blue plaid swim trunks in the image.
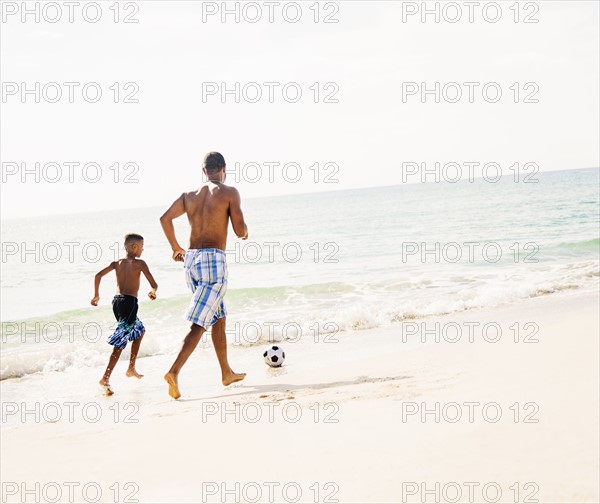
[184,248,228,329]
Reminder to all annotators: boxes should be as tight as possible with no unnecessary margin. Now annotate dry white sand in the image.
[1,290,598,503]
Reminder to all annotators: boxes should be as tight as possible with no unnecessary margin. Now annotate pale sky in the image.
[1,0,599,219]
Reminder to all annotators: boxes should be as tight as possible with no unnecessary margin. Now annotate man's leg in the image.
[211,317,246,386]
[126,330,145,379]
[164,324,206,399]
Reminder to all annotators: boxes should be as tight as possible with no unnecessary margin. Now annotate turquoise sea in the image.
[1,167,598,380]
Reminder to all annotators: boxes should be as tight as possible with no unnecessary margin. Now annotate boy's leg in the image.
[164,324,206,399]
[126,330,145,379]
[100,346,123,392]
[211,317,246,386]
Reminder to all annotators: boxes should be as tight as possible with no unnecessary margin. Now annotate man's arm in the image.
[140,261,158,300]
[229,188,248,240]
[91,262,116,305]
[160,194,187,262]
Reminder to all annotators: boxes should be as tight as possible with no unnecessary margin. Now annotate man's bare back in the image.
[160,180,248,261]
[183,182,246,250]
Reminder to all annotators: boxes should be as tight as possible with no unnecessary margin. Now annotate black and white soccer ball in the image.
[263,345,285,367]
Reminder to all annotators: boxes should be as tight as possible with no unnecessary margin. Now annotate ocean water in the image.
[1,168,599,380]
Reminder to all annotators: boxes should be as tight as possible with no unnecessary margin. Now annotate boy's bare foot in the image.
[222,371,246,386]
[126,368,144,379]
[99,379,114,396]
[164,372,181,399]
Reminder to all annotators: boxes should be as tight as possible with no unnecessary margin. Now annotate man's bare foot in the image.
[222,371,246,386]
[164,372,181,399]
[99,379,114,396]
[126,368,144,379]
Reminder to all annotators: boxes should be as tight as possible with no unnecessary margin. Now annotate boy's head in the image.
[124,233,144,257]
[203,152,226,180]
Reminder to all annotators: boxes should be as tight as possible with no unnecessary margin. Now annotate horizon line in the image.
[1,165,598,222]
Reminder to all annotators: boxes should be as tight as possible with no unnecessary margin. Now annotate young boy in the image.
[91,233,158,395]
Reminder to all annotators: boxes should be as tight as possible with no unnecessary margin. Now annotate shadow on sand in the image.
[177,374,413,403]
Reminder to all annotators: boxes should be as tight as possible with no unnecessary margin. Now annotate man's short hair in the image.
[124,233,144,246]
[203,151,226,174]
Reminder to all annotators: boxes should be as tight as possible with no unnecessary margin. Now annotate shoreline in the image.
[3,269,596,325]
[1,284,598,384]
[1,289,599,503]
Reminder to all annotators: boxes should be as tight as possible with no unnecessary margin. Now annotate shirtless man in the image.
[160,152,248,399]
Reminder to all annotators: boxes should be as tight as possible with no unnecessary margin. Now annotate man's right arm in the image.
[160,194,187,261]
[229,188,248,240]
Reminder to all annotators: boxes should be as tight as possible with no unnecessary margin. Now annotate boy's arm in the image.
[141,261,158,300]
[160,194,187,262]
[229,188,249,240]
[91,262,116,306]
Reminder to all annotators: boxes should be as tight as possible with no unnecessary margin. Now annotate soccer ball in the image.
[263,345,285,367]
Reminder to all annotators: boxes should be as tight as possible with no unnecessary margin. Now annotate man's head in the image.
[203,151,226,181]
[124,233,144,257]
